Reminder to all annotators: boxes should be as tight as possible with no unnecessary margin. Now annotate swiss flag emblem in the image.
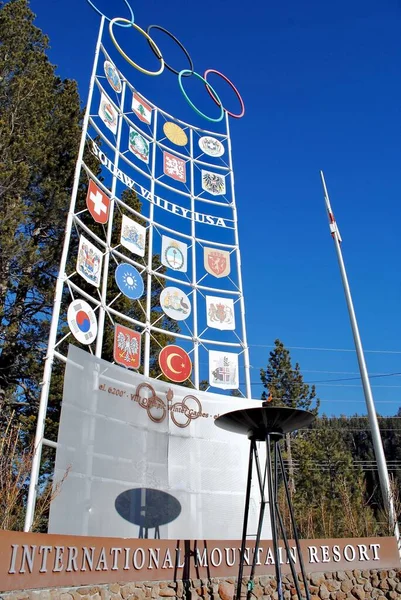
[86,180,110,224]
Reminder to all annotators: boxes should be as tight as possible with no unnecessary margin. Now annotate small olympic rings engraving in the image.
[170,395,202,428]
[86,0,134,26]
[133,382,166,423]
[178,70,224,123]
[132,383,204,428]
[109,18,165,76]
[147,25,194,77]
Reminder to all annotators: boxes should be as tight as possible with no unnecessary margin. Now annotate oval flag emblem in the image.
[115,263,144,300]
[160,287,191,321]
[159,345,192,383]
[67,300,97,345]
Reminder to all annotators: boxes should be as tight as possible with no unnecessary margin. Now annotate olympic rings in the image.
[204,69,245,119]
[86,0,134,27]
[133,383,167,423]
[178,70,224,123]
[170,395,202,428]
[146,25,194,77]
[86,0,246,120]
[109,18,165,76]
[131,382,203,429]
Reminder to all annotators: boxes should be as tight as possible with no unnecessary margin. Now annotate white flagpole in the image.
[320,171,400,549]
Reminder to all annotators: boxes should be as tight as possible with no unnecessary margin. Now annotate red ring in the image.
[203,69,245,119]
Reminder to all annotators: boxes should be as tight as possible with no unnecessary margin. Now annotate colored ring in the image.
[203,69,245,119]
[109,18,165,76]
[178,70,224,123]
[86,0,134,26]
[146,25,194,76]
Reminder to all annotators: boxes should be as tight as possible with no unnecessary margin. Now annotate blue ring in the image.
[178,70,224,123]
[86,0,134,26]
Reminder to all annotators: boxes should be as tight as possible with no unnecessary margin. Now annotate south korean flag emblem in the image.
[67,300,98,345]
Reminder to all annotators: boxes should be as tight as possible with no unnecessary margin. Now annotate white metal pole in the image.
[144,109,158,376]
[24,17,106,532]
[320,170,400,547]
[225,112,252,398]
[189,128,199,389]
[95,80,127,356]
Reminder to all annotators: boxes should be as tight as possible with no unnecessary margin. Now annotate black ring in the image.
[146,24,194,76]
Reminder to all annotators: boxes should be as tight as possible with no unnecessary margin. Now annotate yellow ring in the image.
[109,18,165,76]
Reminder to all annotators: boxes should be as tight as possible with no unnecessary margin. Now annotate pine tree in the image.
[0,1,179,530]
[259,342,391,536]
[0,0,86,530]
[0,0,83,416]
[314,412,401,527]
[260,339,320,413]
[0,0,179,414]
[260,339,320,494]
[288,426,379,538]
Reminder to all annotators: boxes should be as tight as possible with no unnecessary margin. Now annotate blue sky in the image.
[30,0,401,416]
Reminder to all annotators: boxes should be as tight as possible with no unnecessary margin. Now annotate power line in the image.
[239,381,401,396]
[243,370,401,387]
[283,461,401,467]
[283,466,401,472]
[249,343,401,354]
[315,399,400,404]
[302,369,397,376]
[309,384,401,388]
[297,427,401,431]
[304,372,401,384]
[255,382,401,388]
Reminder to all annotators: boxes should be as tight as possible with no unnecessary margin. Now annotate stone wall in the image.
[2,569,401,600]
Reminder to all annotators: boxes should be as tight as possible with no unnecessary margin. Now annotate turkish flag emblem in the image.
[159,345,192,383]
[86,179,110,224]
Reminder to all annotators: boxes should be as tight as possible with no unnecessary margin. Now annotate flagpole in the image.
[320,171,400,549]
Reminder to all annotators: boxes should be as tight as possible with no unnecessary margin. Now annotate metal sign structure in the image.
[25,2,251,531]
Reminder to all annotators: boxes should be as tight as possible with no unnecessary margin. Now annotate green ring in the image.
[178,70,224,123]
[86,0,134,26]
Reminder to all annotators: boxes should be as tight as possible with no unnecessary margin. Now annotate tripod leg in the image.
[267,435,284,600]
[236,438,255,600]
[247,443,267,600]
[274,440,304,600]
[277,443,310,600]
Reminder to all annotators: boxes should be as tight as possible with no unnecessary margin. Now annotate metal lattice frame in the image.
[25,17,251,531]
